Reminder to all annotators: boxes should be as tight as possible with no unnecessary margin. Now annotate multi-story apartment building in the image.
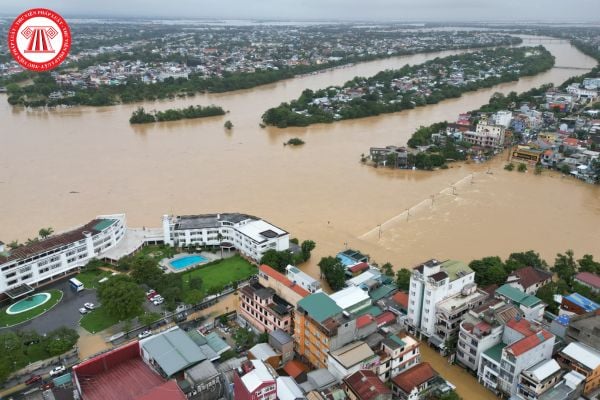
[495,284,545,322]
[429,285,488,354]
[0,214,126,297]
[295,292,356,369]
[456,300,520,371]
[233,360,278,400]
[478,317,555,397]
[556,342,600,396]
[162,213,289,262]
[462,119,506,149]
[239,282,294,334]
[258,264,309,306]
[407,259,475,339]
[516,359,563,400]
[286,264,321,294]
[376,333,420,382]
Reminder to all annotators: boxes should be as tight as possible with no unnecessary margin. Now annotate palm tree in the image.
[38,227,54,239]
[7,240,21,250]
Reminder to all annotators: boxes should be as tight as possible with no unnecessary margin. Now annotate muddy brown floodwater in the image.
[1,37,599,278]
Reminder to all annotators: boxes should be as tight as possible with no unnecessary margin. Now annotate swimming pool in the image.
[170,255,208,270]
[6,293,51,315]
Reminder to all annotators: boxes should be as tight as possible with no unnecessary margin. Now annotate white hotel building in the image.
[407,259,476,339]
[0,214,126,297]
[162,213,289,262]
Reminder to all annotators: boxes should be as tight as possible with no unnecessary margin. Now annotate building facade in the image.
[239,282,294,334]
[556,342,600,396]
[0,214,126,296]
[286,265,321,294]
[162,213,289,262]
[462,120,506,149]
[233,360,278,400]
[407,259,475,339]
[376,333,420,382]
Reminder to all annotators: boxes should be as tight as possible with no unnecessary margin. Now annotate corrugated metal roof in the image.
[142,328,206,377]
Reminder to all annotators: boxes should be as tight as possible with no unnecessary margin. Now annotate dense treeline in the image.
[3,36,522,108]
[262,47,555,128]
[129,105,225,124]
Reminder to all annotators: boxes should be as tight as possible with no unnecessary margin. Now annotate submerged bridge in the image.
[520,37,569,44]
[553,66,592,70]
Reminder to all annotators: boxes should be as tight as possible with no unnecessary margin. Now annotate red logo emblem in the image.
[8,8,71,71]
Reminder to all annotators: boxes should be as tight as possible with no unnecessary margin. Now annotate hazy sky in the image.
[3,0,600,22]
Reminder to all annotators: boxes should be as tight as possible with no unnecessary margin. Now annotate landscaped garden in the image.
[181,255,257,296]
[0,290,63,327]
[76,269,113,289]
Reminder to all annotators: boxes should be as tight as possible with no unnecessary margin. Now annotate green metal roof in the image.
[483,343,507,362]
[369,284,397,301]
[389,334,406,347]
[441,260,473,281]
[496,284,541,308]
[354,305,383,317]
[93,219,116,232]
[298,292,342,323]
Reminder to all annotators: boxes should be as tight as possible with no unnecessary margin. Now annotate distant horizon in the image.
[1,14,599,26]
[2,0,600,24]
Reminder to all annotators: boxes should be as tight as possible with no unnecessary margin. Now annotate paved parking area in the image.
[1,279,98,335]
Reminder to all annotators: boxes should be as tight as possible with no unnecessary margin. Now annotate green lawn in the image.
[76,270,113,289]
[0,290,63,328]
[181,255,257,294]
[80,306,122,333]
[136,244,178,261]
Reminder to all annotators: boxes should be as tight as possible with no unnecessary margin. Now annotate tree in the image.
[504,162,515,171]
[97,275,144,321]
[7,240,21,249]
[469,256,507,286]
[517,163,527,172]
[45,327,79,356]
[260,249,293,272]
[552,250,578,284]
[504,250,548,273]
[38,227,54,239]
[233,328,256,349]
[396,269,411,290]
[188,276,203,291]
[318,256,346,291]
[381,262,394,276]
[300,240,316,262]
[578,254,600,274]
[560,164,571,175]
[224,120,233,130]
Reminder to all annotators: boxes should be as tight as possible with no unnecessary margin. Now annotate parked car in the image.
[145,289,156,297]
[147,292,158,301]
[153,298,164,306]
[49,365,66,377]
[79,307,88,314]
[84,302,95,310]
[25,375,42,385]
[138,330,152,339]
[41,381,55,390]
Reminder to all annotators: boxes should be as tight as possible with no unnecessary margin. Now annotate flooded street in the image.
[1,38,599,276]
[419,342,498,400]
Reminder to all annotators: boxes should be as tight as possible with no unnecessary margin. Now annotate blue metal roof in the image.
[564,293,600,312]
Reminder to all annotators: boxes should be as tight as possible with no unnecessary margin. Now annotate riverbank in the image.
[262,46,555,128]
[129,104,225,124]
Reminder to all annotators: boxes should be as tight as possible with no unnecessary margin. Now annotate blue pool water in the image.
[170,255,208,270]
[6,293,51,314]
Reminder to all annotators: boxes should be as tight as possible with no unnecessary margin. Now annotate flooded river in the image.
[0,38,599,277]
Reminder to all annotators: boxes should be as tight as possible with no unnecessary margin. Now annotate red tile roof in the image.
[282,360,309,379]
[259,265,309,298]
[506,317,541,337]
[375,311,396,327]
[356,314,375,329]
[348,262,370,273]
[575,272,600,289]
[344,370,391,400]
[392,292,409,309]
[563,138,579,146]
[508,267,552,290]
[506,329,553,357]
[392,362,438,394]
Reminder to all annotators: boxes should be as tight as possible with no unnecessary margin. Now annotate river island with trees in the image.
[129,105,225,124]
[261,46,555,128]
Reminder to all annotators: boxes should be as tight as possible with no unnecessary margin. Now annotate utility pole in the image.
[378,225,382,239]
